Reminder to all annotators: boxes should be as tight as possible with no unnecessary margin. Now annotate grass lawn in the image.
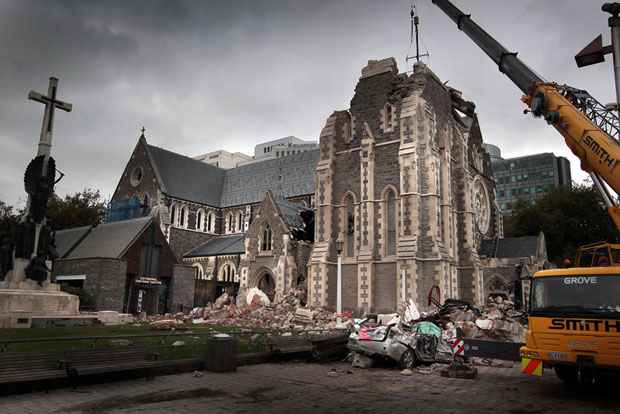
[0,324,265,359]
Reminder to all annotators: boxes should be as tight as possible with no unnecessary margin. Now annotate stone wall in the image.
[171,264,195,312]
[308,58,500,312]
[373,262,397,313]
[54,258,128,312]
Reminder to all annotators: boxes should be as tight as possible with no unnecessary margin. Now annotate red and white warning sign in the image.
[450,338,465,356]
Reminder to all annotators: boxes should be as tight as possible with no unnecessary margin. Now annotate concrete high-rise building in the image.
[254,136,318,160]
[484,145,572,214]
[193,150,252,169]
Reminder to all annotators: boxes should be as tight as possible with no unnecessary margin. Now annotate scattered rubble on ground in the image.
[351,352,375,369]
[140,285,524,378]
[346,295,526,373]
[185,288,352,331]
[149,318,188,331]
[142,288,353,332]
[431,296,526,343]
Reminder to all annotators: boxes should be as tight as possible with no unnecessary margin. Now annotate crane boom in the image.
[431,0,542,94]
[432,0,620,232]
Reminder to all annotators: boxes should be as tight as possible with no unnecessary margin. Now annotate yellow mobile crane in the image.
[433,0,620,383]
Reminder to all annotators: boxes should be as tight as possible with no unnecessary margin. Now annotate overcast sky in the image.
[0,0,614,207]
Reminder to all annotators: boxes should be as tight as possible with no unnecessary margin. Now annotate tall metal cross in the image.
[28,77,72,174]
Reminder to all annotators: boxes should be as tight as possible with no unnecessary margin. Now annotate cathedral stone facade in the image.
[107,57,501,313]
[308,59,500,312]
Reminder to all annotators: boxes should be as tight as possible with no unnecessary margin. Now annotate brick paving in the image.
[1,362,619,414]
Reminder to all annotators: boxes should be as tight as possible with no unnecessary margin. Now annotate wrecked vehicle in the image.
[348,318,454,369]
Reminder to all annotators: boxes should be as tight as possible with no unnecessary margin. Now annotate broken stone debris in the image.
[347,296,525,373]
[434,297,525,343]
[184,288,352,331]
[351,352,374,369]
[246,287,271,308]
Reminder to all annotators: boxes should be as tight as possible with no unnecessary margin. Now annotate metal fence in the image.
[0,328,349,361]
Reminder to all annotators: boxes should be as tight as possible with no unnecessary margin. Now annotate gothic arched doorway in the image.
[257,271,276,302]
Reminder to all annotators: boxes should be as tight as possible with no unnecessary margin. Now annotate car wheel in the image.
[399,349,418,370]
[554,365,577,383]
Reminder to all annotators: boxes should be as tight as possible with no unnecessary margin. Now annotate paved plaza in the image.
[1,362,619,414]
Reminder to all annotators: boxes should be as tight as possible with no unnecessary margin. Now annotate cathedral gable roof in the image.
[139,139,317,208]
[145,143,226,207]
[480,236,540,259]
[219,149,319,207]
[184,234,245,258]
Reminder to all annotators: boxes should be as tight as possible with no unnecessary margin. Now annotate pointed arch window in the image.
[219,263,237,282]
[384,103,394,132]
[386,189,397,256]
[238,212,244,232]
[342,194,356,257]
[170,204,177,227]
[206,212,215,233]
[193,263,205,280]
[261,224,272,252]
[227,213,234,233]
[196,209,204,231]
[179,206,187,228]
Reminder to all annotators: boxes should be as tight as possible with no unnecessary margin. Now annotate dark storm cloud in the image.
[0,0,613,206]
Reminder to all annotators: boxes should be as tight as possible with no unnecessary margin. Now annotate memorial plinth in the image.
[0,258,79,328]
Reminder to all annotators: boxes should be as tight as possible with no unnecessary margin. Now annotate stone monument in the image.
[0,77,80,328]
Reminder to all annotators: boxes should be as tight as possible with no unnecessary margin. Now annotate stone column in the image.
[397,93,420,307]
[308,112,341,307]
[357,122,376,312]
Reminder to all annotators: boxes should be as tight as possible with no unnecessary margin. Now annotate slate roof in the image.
[274,197,310,229]
[146,144,225,206]
[184,234,245,258]
[219,150,319,207]
[65,216,152,260]
[145,141,318,208]
[480,236,540,259]
[54,226,91,259]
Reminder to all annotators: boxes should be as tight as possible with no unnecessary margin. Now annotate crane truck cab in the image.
[575,242,620,267]
[521,267,620,383]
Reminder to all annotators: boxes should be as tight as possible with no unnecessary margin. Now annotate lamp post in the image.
[336,238,343,325]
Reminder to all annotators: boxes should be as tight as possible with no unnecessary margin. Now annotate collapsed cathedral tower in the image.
[308,58,500,312]
[71,57,501,315]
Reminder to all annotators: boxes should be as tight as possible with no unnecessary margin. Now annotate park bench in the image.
[60,346,166,381]
[0,351,66,388]
[267,335,314,355]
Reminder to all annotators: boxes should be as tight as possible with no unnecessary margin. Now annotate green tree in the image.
[0,200,19,240]
[0,201,19,278]
[47,188,106,231]
[504,184,619,264]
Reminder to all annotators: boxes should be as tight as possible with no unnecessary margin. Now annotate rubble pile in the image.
[433,297,525,343]
[346,296,526,372]
[187,288,352,331]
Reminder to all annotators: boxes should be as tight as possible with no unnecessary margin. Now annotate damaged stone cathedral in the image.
[67,58,506,314]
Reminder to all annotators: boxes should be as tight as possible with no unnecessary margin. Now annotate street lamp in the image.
[335,238,343,326]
